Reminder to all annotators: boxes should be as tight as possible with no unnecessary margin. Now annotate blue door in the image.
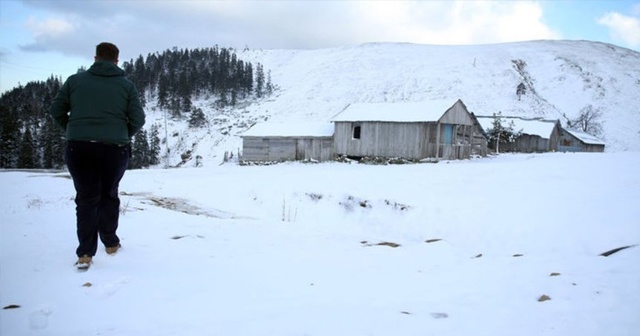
[442,124,454,145]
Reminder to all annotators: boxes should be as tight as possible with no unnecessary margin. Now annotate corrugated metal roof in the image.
[242,122,334,137]
[331,100,455,122]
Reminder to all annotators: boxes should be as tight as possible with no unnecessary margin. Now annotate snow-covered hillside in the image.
[143,40,640,167]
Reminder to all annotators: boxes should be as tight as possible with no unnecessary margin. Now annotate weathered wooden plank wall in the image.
[242,137,334,161]
[439,103,474,125]
[557,132,605,152]
[242,138,270,161]
[334,122,440,159]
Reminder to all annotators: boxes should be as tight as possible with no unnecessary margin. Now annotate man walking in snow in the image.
[49,42,145,270]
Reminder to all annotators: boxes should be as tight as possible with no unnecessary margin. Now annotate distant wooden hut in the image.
[331,99,487,160]
[476,116,562,153]
[558,128,605,152]
[241,122,334,162]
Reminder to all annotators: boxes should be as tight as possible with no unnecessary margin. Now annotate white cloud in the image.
[598,12,640,48]
[16,0,560,58]
[330,1,559,45]
[25,16,74,39]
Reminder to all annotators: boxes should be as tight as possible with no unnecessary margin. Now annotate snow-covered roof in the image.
[563,129,606,145]
[331,100,456,122]
[476,116,558,138]
[242,122,334,137]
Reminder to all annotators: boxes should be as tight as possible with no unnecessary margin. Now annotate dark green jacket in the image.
[49,60,145,145]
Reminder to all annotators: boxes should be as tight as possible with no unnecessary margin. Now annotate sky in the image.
[1,0,639,94]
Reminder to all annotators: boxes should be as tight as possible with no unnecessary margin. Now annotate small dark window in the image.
[353,125,361,139]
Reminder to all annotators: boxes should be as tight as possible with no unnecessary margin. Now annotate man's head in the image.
[95,42,119,63]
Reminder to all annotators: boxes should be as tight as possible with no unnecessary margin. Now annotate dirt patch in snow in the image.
[120,191,248,219]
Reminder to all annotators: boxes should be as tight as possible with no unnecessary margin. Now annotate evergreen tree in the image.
[123,61,134,76]
[17,127,36,168]
[0,105,21,168]
[188,107,207,128]
[130,129,150,169]
[169,97,182,119]
[244,63,254,95]
[182,96,192,113]
[487,112,520,153]
[157,75,170,108]
[266,70,274,96]
[177,69,190,102]
[133,55,148,94]
[231,87,238,106]
[255,63,265,98]
[218,91,228,107]
[40,116,65,168]
[149,124,161,165]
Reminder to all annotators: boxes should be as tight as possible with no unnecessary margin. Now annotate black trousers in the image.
[65,141,130,257]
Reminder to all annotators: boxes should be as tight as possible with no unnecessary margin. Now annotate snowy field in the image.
[1,152,639,336]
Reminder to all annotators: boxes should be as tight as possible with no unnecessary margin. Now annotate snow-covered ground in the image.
[1,152,639,335]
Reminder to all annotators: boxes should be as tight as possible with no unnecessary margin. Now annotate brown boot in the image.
[106,244,121,255]
[75,255,92,270]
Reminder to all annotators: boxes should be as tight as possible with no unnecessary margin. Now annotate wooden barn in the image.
[558,128,605,152]
[476,116,562,153]
[240,122,334,162]
[331,99,487,160]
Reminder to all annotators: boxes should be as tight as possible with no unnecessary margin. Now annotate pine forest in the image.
[0,46,272,169]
